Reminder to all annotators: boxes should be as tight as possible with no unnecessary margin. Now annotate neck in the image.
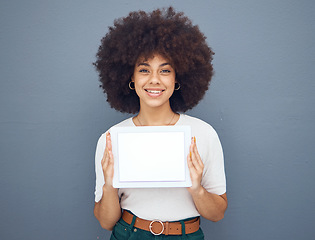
[135,106,178,126]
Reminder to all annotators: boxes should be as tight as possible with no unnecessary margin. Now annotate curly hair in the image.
[94,7,214,113]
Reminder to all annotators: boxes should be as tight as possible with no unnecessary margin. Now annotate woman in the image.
[94,7,227,239]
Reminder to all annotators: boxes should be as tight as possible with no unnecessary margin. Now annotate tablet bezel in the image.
[110,125,192,188]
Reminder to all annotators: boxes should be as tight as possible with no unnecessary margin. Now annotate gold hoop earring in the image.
[174,82,181,91]
[129,81,135,90]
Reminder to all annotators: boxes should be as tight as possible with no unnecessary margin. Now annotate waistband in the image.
[122,210,200,236]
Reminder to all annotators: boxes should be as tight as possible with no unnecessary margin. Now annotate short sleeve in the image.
[94,133,107,202]
[201,128,226,196]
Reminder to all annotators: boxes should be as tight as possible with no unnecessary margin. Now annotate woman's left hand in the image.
[187,137,204,194]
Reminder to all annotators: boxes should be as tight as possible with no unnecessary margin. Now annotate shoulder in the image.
[111,117,134,128]
[180,114,217,136]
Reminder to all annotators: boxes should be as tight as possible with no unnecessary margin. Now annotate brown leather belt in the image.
[122,211,200,236]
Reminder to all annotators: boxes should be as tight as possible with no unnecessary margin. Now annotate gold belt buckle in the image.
[149,220,164,235]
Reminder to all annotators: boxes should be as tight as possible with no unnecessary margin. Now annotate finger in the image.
[103,132,111,156]
[108,151,114,167]
[102,154,109,172]
[189,145,199,172]
[101,132,110,160]
[102,151,110,172]
[108,149,114,165]
[102,131,112,159]
[187,143,197,170]
[192,145,203,169]
[106,134,114,168]
[105,150,115,181]
[191,154,203,175]
[101,151,106,167]
[192,137,204,167]
[187,153,193,169]
[106,132,112,151]
[188,138,201,172]
[191,157,203,174]
[190,156,202,174]
[101,146,109,166]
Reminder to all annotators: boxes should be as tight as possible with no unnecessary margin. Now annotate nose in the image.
[149,71,161,84]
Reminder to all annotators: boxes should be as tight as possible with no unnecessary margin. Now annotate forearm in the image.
[94,185,121,230]
[190,187,227,222]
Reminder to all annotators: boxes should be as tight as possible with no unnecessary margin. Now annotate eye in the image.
[160,69,171,73]
[139,69,149,73]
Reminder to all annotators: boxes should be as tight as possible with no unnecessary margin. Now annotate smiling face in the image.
[132,54,176,111]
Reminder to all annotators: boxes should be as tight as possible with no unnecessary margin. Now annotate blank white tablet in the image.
[110,125,192,188]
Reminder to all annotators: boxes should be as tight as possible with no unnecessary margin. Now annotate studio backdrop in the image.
[1,0,314,239]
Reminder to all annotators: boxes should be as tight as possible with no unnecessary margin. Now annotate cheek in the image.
[133,77,145,88]
[134,84,142,96]
[167,77,176,89]
[133,80,146,97]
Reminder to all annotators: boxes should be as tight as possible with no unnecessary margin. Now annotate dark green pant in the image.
[110,216,204,240]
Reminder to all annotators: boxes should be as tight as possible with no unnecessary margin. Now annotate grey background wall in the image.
[1,0,314,239]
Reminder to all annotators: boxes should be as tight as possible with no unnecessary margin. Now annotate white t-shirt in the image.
[94,114,226,221]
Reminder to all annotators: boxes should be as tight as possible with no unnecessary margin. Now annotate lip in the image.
[144,88,165,97]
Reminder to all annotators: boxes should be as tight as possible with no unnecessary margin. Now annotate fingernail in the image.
[194,136,196,143]
[190,151,192,158]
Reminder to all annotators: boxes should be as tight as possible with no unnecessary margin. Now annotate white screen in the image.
[117,132,185,182]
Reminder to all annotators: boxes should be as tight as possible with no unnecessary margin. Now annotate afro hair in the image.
[94,7,214,113]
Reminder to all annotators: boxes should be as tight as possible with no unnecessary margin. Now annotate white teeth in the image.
[147,90,162,94]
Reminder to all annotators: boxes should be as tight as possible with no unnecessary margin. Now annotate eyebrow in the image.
[137,62,171,67]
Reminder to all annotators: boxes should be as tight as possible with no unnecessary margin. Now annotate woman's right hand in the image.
[101,132,115,188]
[95,133,121,231]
